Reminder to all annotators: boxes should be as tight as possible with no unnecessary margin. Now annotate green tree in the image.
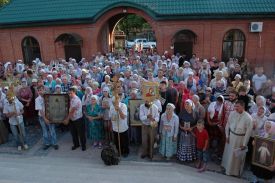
[116,14,150,39]
[0,0,9,7]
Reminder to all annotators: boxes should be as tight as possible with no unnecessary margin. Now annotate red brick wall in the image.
[0,7,274,76]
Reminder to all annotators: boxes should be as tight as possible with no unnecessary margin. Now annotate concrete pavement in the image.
[0,131,248,183]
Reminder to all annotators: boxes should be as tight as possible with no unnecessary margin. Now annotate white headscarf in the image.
[185,99,195,110]
[208,95,224,119]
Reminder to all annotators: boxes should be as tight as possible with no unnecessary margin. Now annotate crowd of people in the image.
[0,50,275,182]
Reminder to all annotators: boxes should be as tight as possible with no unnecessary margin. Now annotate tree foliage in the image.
[0,0,9,7]
[116,14,151,38]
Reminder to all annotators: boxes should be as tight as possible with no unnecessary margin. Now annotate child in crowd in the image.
[192,119,209,172]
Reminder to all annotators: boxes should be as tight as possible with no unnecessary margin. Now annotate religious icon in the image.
[141,82,159,102]
[44,94,70,123]
[252,136,275,169]
[145,87,155,97]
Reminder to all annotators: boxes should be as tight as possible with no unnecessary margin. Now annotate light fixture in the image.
[170,45,174,50]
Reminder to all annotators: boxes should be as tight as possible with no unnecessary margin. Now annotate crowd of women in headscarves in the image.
[0,50,275,182]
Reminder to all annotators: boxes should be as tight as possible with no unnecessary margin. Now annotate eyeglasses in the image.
[118,93,123,96]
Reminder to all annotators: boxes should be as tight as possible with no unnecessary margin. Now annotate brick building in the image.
[0,0,275,75]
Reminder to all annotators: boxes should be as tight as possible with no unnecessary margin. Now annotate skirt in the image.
[159,132,177,158]
[88,120,104,142]
[177,131,196,162]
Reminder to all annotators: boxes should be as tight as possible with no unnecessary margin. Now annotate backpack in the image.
[101,146,119,166]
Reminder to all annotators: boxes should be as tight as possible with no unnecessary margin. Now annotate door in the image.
[64,45,82,62]
[174,42,193,60]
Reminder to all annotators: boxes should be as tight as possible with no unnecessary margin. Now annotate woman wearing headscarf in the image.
[249,95,271,116]
[192,95,206,120]
[209,71,227,97]
[177,99,198,162]
[17,78,34,126]
[175,67,185,82]
[82,87,93,136]
[207,95,226,158]
[184,71,197,94]
[247,106,269,167]
[82,87,93,108]
[85,95,103,149]
[251,114,275,183]
[99,87,113,145]
[231,74,243,92]
[159,103,179,160]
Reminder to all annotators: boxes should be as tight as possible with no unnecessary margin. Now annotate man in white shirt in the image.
[139,100,160,159]
[109,96,129,157]
[35,85,58,150]
[3,95,28,151]
[64,87,86,151]
[252,68,267,94]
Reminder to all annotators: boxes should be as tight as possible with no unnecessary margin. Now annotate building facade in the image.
[0,0,275,75]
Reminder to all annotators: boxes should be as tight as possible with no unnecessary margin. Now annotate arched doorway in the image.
[222,29,245,62]
[21,36,41,65]
[55,33,83,62]
[172,30,197,60]
[95,7,158,54]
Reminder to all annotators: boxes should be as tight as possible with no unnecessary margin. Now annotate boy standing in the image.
[193,120,209,172]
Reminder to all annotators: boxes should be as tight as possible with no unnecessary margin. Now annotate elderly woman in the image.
[82,87,93,108]
[85,95,103,149]
[249,95,271,116]
[184,71,197,93]
[101,75,112,92]
[91,81,101,95]
[209,71,227,97]
[251,117,275,183]
[183,61,193,80]
[99,87,113,145]
[177,99,198,162]
[175,67,185,82]
[192,95,206,120]
[231,74,243,92]
[247,106,268,165]
[17,78,34,126]
[159,103,179,160]
[45,74,56,93]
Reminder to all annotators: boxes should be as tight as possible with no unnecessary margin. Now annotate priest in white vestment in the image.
[222,100,253,176]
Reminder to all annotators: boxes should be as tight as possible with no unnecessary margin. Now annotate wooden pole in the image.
[112,75,122,157]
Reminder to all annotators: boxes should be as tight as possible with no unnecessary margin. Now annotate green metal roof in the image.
[0,0,275,28]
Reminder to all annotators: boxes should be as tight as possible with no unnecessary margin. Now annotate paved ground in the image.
[0,127,250,183]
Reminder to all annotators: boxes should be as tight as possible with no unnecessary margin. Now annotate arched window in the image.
[172,30,197,60]
[222,29,245,62]
[55,33,83,62]
[21,36,41,65]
